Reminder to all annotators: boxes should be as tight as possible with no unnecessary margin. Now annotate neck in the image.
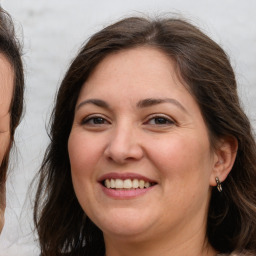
[104,228,216,256]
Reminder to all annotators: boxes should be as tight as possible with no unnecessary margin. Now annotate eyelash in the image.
[144,115,175,126]
[81,115,110,125]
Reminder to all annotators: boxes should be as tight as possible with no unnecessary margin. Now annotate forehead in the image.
[0,53,14,116]
[81,47,185,98]
[90,46,176,78]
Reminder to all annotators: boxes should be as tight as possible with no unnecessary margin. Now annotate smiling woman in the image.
[34,16,256,256]
[0,6,24,233]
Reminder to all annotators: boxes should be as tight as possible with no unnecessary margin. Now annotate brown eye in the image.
[147,116,174,125]
[82,116,109,125]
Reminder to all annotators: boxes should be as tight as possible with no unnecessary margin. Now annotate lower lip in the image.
[100,184,155,199]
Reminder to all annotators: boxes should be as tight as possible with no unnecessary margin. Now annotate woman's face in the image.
[68,47,219,243]
[0,54,13,232]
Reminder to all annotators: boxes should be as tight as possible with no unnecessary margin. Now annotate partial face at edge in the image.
[0,53,14,233]
[68,47,219,243]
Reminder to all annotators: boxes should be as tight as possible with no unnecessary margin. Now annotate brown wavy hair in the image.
[34,16,256,256]
[0,6,24,190]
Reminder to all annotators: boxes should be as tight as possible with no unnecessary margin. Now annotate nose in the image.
[104,124,144,164]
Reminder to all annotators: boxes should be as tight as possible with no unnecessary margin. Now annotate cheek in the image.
[148,134,213,215]
[68,131,111,220]
[68,132,95,209]
[147,133,213,184]
[68,131,104,180]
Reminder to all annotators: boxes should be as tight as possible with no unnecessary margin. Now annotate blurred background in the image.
[0,0,255,255]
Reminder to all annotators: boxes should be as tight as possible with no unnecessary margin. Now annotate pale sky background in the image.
[0,0,255,255]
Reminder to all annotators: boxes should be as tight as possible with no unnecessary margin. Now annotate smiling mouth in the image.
[103,178,156,190]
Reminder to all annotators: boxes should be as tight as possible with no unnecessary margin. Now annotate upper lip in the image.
[98,172,157,183]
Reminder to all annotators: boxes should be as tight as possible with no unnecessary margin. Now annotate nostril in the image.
[104,144,144,164]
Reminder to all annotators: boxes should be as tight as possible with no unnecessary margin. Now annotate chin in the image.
[91,208,156,239]
[102,223,151,241]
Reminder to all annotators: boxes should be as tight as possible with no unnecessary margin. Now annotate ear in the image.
[209,136,238,187]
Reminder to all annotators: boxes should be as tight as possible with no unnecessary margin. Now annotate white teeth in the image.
[132,179,139,188]
[145,181,150,188]
[104,178,153,189]
[139,180,145,189]
[105,179,111,188]
[115,179,123,188]
[123,179,132,189]
[110,179,115,188]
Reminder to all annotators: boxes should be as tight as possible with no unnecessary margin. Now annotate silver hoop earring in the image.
[215,177,222,192]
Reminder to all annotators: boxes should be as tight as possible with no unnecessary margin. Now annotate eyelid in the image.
[81,114,111,125]
[143,113,176,125]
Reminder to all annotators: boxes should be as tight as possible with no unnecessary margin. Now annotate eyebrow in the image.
[137,98,187,112]
[76,97,187,113]
[76,99,110,111]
